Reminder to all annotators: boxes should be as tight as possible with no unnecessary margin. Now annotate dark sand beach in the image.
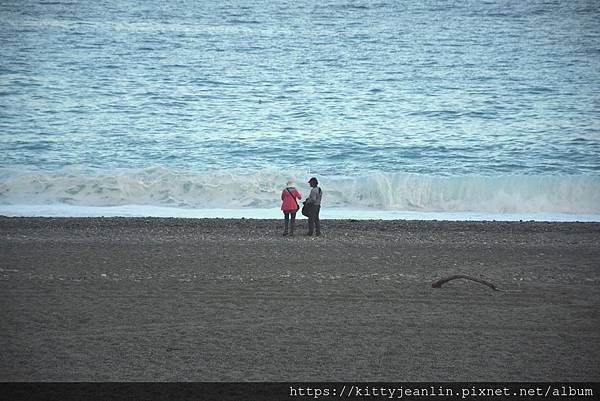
[0,217,599,381]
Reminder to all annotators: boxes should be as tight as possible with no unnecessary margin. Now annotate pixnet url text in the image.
[289,385,594,399]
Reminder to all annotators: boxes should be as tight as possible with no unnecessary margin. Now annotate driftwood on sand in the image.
[432,274,498,291]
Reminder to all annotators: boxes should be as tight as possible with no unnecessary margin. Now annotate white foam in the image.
[1,166,599,215]
[1,204,598,222]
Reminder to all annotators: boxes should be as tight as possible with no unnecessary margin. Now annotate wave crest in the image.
[1,167,599,214]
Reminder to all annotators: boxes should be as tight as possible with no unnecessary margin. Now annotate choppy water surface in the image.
[1,0,599,217]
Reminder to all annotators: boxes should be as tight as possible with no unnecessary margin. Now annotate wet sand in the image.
[1,217,599,381]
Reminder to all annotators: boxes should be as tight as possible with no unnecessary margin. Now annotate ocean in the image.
[1,0,599,220]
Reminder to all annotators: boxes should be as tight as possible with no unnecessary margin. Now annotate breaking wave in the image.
[1,166,599,214]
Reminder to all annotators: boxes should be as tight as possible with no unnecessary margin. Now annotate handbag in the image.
[301,202,312,217]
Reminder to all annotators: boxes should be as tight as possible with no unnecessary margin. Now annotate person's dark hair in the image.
[308,177,318,185]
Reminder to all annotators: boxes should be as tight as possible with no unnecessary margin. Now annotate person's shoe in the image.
[283,231,288,236]
[305,232,313,236]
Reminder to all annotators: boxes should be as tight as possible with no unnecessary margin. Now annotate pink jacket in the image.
[281,187,301,211]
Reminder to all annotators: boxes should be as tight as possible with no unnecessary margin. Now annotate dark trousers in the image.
[283,211,296,234]
[307,205,321,235]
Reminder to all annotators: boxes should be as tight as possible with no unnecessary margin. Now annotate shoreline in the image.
[1,217,599,381]
[2,204,600,222]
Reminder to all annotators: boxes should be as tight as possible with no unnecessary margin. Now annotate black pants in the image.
[307,205,321,235]
[283,211,296,234]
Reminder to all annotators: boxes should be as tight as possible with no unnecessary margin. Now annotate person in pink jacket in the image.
[281,179,302,236]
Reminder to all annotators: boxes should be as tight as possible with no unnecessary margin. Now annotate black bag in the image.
[301,202,312,217]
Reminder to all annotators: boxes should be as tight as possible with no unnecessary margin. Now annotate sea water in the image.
[1,0,599,220]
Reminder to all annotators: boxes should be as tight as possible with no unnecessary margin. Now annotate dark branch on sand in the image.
[432,274,498,291]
